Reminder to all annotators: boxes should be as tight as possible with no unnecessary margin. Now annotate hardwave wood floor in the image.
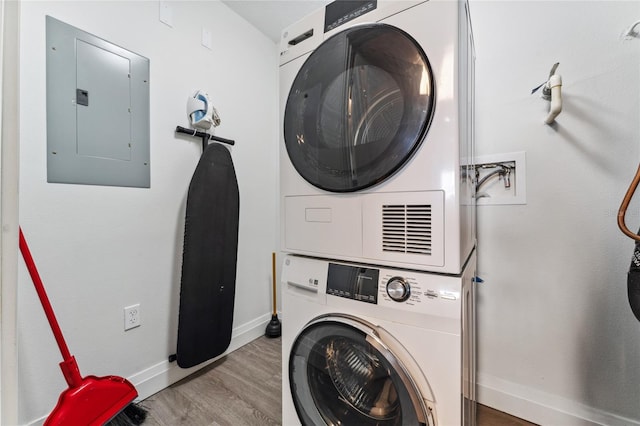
[141,336,537,426]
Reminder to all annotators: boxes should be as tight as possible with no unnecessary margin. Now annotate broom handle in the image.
[272,252,277,316]
[18,228,73,362]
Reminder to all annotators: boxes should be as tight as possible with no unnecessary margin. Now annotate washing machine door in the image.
[289,314,435,426]
[284,23,435,193]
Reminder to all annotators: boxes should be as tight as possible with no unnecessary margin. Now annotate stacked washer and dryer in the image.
[279,1,476,425]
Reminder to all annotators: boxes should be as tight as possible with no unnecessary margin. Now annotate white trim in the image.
[27,312,275,425]
[478,372,640,426]
[133,312,274,401]
[0,0,21,424]
[1,0,4,419]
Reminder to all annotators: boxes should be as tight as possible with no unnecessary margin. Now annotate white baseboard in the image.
[132,312,273,401]
[26,313,275,426]
[478,372,640,426]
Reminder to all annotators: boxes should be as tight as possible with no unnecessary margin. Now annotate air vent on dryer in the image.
[382,204,432,255]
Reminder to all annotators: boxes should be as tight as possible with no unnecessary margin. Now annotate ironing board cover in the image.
[176,142,239,368]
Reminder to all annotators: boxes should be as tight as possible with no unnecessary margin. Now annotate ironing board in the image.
[176,142,240,368]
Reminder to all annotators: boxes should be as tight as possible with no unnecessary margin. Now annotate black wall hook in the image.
[175,126,235,152]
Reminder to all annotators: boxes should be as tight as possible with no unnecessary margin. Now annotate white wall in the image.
[16,1,640,425]
[471,1,640,424]
[17,1,278,424]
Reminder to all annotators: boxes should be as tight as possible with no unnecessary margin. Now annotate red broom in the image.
[19,227,138,425]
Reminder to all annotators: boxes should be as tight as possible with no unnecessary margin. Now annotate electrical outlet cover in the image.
[124,304,141,331]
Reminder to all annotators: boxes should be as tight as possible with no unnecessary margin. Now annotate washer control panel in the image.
[378,271,460,307]
[284,255,470,323]
[325,262,461,311]
[326,263,379,304]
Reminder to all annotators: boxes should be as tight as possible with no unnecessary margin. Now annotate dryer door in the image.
[283,23,435,193]
[289,314,435,426]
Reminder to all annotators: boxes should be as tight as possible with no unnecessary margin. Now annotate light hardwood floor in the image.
[141,336,536,426]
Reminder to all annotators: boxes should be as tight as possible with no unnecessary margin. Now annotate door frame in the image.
[0,0,21,424]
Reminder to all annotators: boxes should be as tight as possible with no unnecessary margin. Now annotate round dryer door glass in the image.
[284,24,435,192]
[289,318,432,425]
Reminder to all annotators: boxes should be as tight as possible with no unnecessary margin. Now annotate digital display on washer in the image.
[324,0,377,33]
[327,263,379,304]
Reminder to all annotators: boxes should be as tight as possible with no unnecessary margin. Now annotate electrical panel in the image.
[46,16,150,188]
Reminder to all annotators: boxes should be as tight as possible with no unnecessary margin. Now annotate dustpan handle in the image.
[19,227,73,362]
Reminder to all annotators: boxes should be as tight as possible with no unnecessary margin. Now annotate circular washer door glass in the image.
[284,23,435,193]
[289,320,430,425]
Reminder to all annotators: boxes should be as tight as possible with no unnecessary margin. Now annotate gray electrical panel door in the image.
[46,16,150,188]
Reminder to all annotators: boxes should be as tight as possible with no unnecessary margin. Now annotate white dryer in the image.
[279,0,476,275]
[281,253,477,426]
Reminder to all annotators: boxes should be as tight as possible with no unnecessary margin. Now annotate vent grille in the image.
[382,204,432,255]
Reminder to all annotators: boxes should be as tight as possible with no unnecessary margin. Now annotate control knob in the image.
[386,277,410,302]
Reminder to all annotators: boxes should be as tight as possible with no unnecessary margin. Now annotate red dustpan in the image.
[19,228,137,425]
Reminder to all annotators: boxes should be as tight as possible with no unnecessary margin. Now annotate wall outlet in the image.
[124,304,141,331]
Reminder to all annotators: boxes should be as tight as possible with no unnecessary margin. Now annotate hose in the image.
[618,164,640,241]
[475,165,512,191]
[476,169,504,191]
[621,165,640,322]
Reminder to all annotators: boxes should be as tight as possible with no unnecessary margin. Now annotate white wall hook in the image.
[544,74,562,125]
[532,63,563,124]
[533,63,562,125]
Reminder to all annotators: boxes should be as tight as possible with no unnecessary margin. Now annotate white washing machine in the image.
[279,0,476,275]
[281,253,477,426]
